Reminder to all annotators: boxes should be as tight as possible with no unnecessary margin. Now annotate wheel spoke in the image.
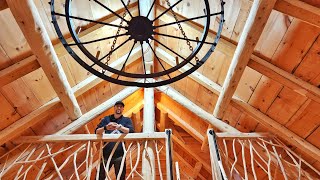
[120,0,133,18]
[69,33,129,46]
[98,38,132,62]
[146,0,156,19]
[152,0,183,22]
[140,42,147,76]
[147,41,171,79]
[153,38,195,67]
[154,11,223,28]
[154,32,217,46]
[55,12,126,29]
[93,0,129,23]
[117,41,137,79]
[138,0,141,16]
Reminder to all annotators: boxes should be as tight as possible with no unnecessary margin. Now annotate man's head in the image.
[114,101,124,115]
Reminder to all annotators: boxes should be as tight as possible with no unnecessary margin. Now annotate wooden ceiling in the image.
[0,0,320,179]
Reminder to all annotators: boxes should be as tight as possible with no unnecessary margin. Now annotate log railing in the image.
[0,130,173,180]
[207,129,320,180]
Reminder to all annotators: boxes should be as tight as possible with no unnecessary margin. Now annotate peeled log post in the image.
[213,0,277,119]
[6,0,82,120]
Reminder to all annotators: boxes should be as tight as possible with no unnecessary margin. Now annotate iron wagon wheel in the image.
[50,0,225,87]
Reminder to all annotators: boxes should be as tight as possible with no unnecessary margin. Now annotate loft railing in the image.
[207,129,320,180]
[0,130,174,180]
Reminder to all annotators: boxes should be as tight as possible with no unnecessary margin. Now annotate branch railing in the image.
[207,129,320,180]
[0,130,174,180]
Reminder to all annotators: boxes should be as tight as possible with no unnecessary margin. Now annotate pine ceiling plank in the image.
[254,10,291,59]
[220,0,243,39]
[248,76,283,113]
[271,19,320,73]
[0,55,40,87]
[274,0,320,27]
[293,35,320,85]
[0,45,12,70]
[0,92,21,130]
[7,0,82,120]
[213,0,277,119]
[266,87,308,125]
[21,69,57,105]
[285,100,320,138]
[1,78,42,117]
[235,114,259,133]
[0,9,31,62]
[234,67,262,102]
[231,0,253,42]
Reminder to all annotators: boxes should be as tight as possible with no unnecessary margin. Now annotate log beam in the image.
[7,0,82,120]
[15,133,166,143]
[213,0,277,119]
[274,0,320,27]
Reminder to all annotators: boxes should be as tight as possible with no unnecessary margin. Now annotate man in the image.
[95,100,134,180]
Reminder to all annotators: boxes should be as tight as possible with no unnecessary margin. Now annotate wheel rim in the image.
[51,0,225,87]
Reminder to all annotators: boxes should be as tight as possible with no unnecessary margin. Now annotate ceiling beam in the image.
[0,0,8,11]
[0,49,141,146]
[274,0,320,27]
[7,0,82,120]
[0,55,39,87]
[156,85,239,133]
[213,0,277,119]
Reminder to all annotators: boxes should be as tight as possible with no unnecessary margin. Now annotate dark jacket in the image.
[95,115,134,158]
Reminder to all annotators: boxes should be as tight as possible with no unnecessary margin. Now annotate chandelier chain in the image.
[165,0,199,63]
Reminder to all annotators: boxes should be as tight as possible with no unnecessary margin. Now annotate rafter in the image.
[7,0,82,120]
[274,0,320,27]
[213,0,277,119]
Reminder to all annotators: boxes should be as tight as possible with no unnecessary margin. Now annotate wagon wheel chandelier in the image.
[50,0,225,87]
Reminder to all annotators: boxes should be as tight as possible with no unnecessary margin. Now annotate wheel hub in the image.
[127,16,153,42]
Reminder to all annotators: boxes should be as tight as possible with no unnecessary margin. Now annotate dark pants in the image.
[99,156,126,180]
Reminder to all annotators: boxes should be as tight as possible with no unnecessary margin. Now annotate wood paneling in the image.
[248,76,283,113]
[266,87,308,125]
[271,19,320,72]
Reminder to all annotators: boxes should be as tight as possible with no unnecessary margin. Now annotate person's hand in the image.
[115,124,123,130]
[106,122,117,130]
